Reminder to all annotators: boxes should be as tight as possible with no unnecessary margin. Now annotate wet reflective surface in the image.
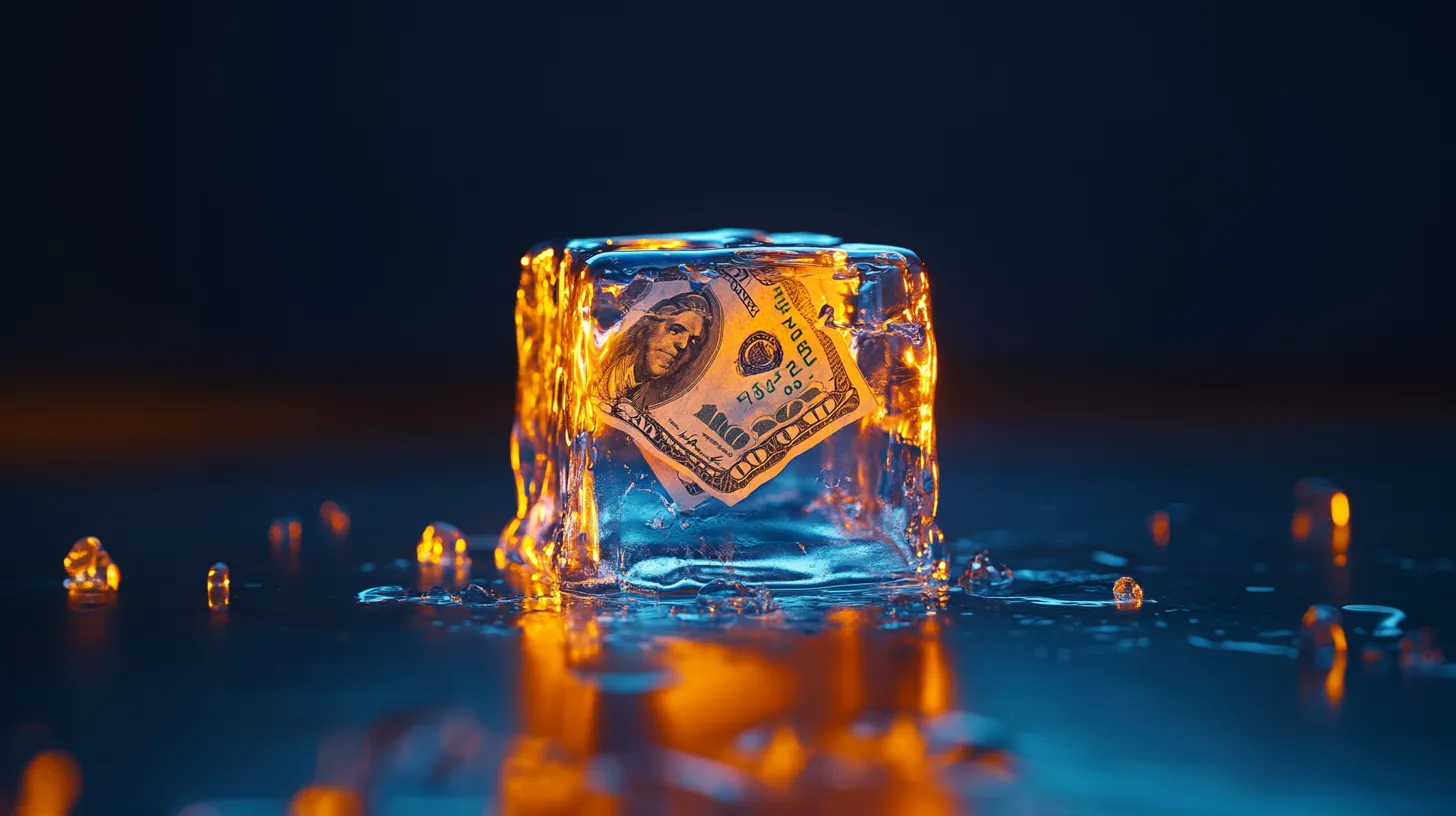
[4,422,1456,814]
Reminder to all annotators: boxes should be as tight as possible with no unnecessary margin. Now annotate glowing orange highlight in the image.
[1148,510,1170,546]
[1330,492,1350,527]
[15,750,81,816]
[288,785,363,816]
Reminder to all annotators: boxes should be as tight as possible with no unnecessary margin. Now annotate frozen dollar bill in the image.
[593,267,874,507]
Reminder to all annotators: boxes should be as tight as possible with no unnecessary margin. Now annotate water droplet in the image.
[357,586,409,604]
[817,469,841,489]
[459,584,496,605]
[63,536,120,592]
[417,522,467,565]
[419,586,458,605]
[1112,576,1143,605]
[958,551,1014,594]
[693,579,776,615]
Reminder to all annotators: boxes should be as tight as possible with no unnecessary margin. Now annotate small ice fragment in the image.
[1245,586,1274,593]
[269,516,302,548]
[63,536,120,592]
[320,501,351,537]
[417,522,467,566]
[1092,551,1128,567]
[958,551,1014,595]
[458,584,496,605]
[1112,577,1143,606]
[419,586,458,605]
[882,592,937,619]
[693,579,775,615]
[207,562,230,610]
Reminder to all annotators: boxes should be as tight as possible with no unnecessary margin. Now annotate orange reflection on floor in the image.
[1332,524,1350,567]
[498,602,1004,815]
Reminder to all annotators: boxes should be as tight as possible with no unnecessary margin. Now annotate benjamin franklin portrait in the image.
[595,291,715,411]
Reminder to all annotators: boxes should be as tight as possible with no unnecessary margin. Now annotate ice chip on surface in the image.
[417,522,467,566]
[419,586,458,605]
[958,551,1013,594]
[1112,576,1143,605]
[499,230,939,593]
[458,583,496,605]
[207,562,230,610]
[63,536,120,592]
[693,579,776,615]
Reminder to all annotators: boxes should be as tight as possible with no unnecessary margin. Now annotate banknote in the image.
[592,267,874,507]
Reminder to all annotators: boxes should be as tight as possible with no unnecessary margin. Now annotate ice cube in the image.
[500,230,941,592]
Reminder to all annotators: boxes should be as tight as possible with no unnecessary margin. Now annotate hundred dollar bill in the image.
[592,267,874,507]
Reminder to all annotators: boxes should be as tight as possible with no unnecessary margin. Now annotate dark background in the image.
[3,2,1450,468]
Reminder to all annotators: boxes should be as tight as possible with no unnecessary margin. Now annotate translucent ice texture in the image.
[63,536,120,592]
[500,229,940,593]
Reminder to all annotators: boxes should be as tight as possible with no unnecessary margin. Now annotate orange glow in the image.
[288,785,363,816]
[757,725,808,789]
[1148,510,1170,546]
[15,750,81,816]
[63,536,120,593]
[1330,492,1350,527]
[1332,524,1350,567]
[1291,510,1311,542]
[319,501,350,537]
[931,559,949,583]
[269,518,303,548]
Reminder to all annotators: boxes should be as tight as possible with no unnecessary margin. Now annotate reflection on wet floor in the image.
[498,603,1011,815]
